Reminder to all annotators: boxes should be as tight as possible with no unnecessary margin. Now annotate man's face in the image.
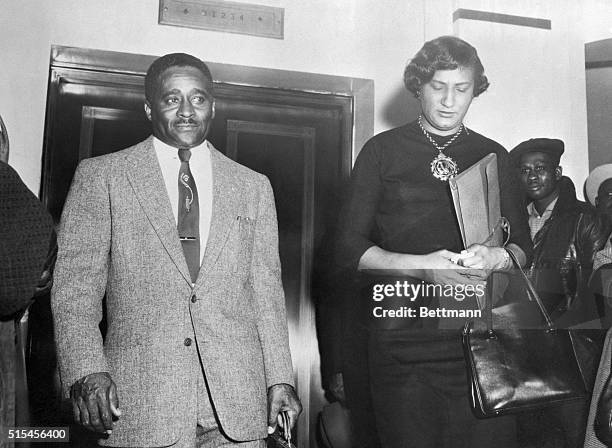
[518,151,562,202]
[419,67,475,136]
[144,65,215,149]
[596,178,612,218]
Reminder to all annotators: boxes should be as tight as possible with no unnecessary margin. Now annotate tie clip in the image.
[179,236,197,241]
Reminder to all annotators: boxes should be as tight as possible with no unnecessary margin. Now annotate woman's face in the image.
[419,67,475,136]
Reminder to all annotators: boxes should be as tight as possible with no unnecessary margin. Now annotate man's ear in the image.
[555,165,563,180]
[211,101,216,119]
[144,102,152,122]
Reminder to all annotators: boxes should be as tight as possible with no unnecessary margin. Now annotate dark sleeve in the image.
[335,139,384,272]
[497,149,533,264]
[577,210,612,269]
[0,162,55,319]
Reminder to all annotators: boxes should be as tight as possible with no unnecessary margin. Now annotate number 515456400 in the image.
[7,427,69,442]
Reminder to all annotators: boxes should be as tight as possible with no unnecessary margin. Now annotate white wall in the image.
[0,0,423,192]
[582,0,612,44]
[447,0,591,195]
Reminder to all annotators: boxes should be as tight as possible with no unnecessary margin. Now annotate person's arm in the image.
[51,159,119,433]
[0,162,55,318]
[249,177,301,430]
[584,214,612,311]
[334,139,384,272]
[359,245,488,284]
[578,210,612,270]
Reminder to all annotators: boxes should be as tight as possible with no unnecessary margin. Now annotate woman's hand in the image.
[460,244,509,271]
[358,246,487,286]
[420,249,488,287]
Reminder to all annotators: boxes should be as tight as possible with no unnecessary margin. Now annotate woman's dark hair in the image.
[145,53,213,102]
[404,35,489,98]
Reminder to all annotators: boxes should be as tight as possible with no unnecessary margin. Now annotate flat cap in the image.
[585,163,612,206]
[509,138,564,166]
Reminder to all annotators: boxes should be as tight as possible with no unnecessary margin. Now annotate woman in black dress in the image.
[336,36,532,448]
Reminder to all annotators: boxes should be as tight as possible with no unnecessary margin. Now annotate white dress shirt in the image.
[153,137,213,263]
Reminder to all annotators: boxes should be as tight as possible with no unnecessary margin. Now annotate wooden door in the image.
[38,46,371,447]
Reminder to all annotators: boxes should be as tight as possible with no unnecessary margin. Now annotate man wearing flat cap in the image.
[509,138,610,447]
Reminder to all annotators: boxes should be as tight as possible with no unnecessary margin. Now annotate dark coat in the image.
[0,161,54,319]
[529,176,611,325]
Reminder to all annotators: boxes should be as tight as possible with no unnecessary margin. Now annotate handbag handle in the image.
[485,249,555,332]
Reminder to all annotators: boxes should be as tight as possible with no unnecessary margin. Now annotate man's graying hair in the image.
[404,35,489,98]
[144,53,214,102]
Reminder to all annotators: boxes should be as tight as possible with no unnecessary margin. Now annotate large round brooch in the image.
[430,152,458,181]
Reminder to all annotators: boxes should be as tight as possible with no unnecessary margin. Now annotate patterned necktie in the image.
[177,149,200,282]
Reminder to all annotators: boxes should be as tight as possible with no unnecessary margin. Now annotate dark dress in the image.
[335,120,532,448]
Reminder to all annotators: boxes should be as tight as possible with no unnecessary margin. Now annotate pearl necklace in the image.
[418,115,463,181]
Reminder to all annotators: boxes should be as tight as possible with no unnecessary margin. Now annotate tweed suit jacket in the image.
[51,136,295,446]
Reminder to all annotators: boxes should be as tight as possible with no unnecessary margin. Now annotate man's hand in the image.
[267,383,302,435]
[70,372,121,434]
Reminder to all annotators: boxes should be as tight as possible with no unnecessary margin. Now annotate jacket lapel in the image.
[126,137,192,285]
[196,146,240,286]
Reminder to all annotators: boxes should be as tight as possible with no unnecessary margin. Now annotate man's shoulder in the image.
[74,137,153,177]
[78,137,151,166]
[574,200,608,229]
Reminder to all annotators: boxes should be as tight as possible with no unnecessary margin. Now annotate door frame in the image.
[44,45,373,172]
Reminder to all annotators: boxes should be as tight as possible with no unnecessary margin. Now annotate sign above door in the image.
[159,0,284,39]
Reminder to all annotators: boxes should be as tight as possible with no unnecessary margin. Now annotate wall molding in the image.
[453,8,551,30]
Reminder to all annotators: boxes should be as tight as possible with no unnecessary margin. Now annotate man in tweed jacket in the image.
[51,53,301,447]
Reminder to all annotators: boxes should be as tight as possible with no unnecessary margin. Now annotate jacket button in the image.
[191,294,197,303]
[184,338,192,346]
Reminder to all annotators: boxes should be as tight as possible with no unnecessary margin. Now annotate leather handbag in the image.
[462,250,590,418]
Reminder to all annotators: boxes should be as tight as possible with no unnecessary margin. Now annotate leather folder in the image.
[449,153,502,249]
[449,153,506,310]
